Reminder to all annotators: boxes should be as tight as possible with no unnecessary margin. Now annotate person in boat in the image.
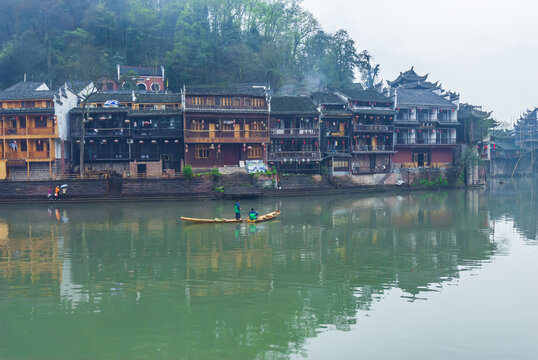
[234,200,241,220]
[249,208,259,221]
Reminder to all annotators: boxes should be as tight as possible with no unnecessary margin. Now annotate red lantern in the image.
[493,143,496,150]
[303,140,306,145]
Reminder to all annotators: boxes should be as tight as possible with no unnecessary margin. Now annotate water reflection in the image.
[0,186,507,359]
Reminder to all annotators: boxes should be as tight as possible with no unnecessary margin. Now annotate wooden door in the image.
[339,123,345,135]
[234,124,240,138]
[222,144,239,165]
[209,123,215,138]
[244,124,249,139]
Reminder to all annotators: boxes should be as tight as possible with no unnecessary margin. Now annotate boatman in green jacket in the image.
[235,200,241,220]
[249,208,259,221]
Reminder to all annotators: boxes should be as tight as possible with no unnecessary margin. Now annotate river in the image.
[1,180,537,359]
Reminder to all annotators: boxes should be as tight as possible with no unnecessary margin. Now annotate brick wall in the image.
[129,160,162,177]
[392,148,412,163]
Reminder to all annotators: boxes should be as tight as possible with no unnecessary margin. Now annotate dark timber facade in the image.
[183,85,270,169]
[268,96,321,173]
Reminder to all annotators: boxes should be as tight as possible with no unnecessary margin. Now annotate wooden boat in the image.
[244,210,280,223]
[180,216,243,224]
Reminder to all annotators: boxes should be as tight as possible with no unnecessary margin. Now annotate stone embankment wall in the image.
[0,167,483,202]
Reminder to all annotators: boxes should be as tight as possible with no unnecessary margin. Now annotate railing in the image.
[132,128,183,137]
[396,139,456,145]
[351,145,394,152]
[268,151,322,161]
[3,128,27,135]
[324,131,346,137]
[270,128,319,136]
[27,127,56,136]
[71,128,132,137]
[4,151,27,159]
[184,129,269,141]
[353,124,394,132]
[28,151,50,159]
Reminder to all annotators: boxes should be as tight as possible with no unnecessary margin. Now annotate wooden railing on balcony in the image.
[351,145,394,152]
[72,128,132,137]
[3,128,27,136]
[270,128,319,137]
[353,124,394,132]
[184,129,269,143]
[4,151,27,159]
[28,151,50,159]
[27,127,56,136]
[268,151,322,161]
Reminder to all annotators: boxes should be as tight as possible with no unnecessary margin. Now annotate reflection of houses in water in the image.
[0,221,62,296]
[184,225,273,298]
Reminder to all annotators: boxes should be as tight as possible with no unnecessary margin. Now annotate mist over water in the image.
[1,180,537,359]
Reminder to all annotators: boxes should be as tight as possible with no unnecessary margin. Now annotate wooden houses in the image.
[183,85,270,168]
[336,89,395,174]
[311,92,353,174]
[69,91,183,177]
[268,96,321,173]
[388,67,459,168]
[0,82,58,179]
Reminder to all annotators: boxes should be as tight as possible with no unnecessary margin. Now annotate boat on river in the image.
[244,210,280,223]
[181,211,280,224]
[180,216,243,224]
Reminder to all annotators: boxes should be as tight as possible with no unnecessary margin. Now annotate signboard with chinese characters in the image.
[245,160,268,174]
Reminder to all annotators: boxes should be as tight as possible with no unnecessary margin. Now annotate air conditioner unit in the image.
[127,139,133,144]
[154,104,165,110]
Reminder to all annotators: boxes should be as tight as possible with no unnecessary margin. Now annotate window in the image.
[107,82,114,91]
[195,145,211,159]
[244,98,251,107]
[247,145,262,158]
[233,98,241,107]
[36,140,44,151]
[334,160,349,169]
[20,140,27,152]
[221,98,232,106]
[25,101,35,108]
[207,97,215,106]
[252,98,263,107]
[35,117,47,128]
[193,97,203,106]
[250,121,262,130]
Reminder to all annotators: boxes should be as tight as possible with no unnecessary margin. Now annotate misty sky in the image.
[302,0,538,125]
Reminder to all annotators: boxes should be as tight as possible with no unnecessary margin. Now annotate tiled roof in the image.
[120,66,162,77]
[185,84,268,97]
[388,67,428,87]
[352,108,395,116]
[86,91,181,104]
[396,89,457,108]
[0,81,55,100]
[338,89,393,104]
[270,96,318,115]
[136,93,181,103]
[310,91,345,105]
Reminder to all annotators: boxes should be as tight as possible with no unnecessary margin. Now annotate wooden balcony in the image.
[268,151,322,161]
[184,129,269,143]
[353,124,394,133]
[3,127,57,137]
[4,151,26,159]
[27,127,56,136]
[270,128,320,137]
[3,151,51,160]
[28,151,51,159]
[351,145,395,153]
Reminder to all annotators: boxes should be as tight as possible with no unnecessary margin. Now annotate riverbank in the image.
[0,167,483,203]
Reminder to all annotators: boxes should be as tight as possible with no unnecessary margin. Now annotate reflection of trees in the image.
[0,192,497,359]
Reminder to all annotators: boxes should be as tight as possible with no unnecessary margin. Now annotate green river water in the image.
[1,180,537,359]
